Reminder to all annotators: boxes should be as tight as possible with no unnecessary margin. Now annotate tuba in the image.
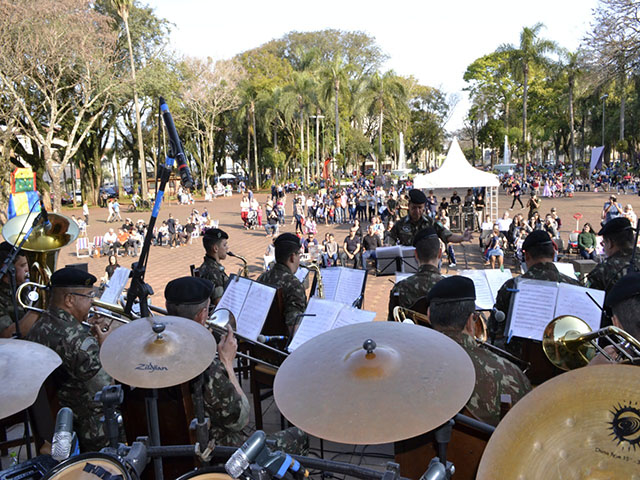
[3,211,79,303]
[542,315,640,369]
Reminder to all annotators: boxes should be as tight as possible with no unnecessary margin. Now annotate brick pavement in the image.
[45,188,640,321]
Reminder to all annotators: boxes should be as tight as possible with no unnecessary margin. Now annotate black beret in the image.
[427,276,476,306]
[165,277,214,305]
[597,217,633,236]
[413,227,438,247]
[274,232,300,248]
[522,230,553,251]
[408,189,427,204]
[50,267,97,288]
[203,228,228,240]
[604,272,640,309]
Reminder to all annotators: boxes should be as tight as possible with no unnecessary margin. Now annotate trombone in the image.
[542,315,640,370]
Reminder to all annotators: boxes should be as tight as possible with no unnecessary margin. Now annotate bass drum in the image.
[176,466,230,480]
[43,453,137,480]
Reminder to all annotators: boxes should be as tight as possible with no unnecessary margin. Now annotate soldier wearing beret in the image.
[0,242,38,338]
[389,189,472,247]
[198,228,230,305]
[387,227,444,321]
[165,276,250,445]
[587,217,640,294]
[256,233,307,334]
[165,276,308,453]
[425,276,531,426]
[26,267,113,451]
[590,273,640,365]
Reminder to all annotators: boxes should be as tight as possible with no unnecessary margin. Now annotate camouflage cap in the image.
[597,217,633,236]
[165,276,214,305]
[604,272,640,309]
[50,267,97,288]
[408,189,427,205]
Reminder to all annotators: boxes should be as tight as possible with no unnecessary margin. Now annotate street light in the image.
[600,93,609,146]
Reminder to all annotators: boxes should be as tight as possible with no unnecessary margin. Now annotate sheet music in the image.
[215,276,252,324]
[484,269,513,302]
[235,281,276,341]
[554,262,576,278]
[317,267,340,300]
[458,270,494,310]
[287,298,343,351]
[294,267,309,283]
[508,279,559,341]
[333,306,376,328]
[333,268,366,305]
[555,284,604,332]
[100,267,131,305]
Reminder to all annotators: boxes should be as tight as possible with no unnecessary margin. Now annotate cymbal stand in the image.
[95,384,124,449]
[422,419,454,480]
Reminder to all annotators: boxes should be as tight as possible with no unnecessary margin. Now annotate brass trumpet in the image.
[392,305,430,326]
[227,251,248,278]
[542,315,640,370]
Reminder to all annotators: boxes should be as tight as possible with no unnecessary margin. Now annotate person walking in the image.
[509,181,524,209]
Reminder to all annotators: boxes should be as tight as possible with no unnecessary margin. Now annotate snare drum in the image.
[176,467,231,480]
[43,453,137,480]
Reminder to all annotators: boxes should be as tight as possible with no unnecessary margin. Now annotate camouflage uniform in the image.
[387,264,443,321]
[25,308,112,451]
[398,196,409,219]
[439,328,532,426]
[587,250,640,294]
[199,255,229,303]
[0,281,24,333]
[256,263,307,328]
[389,215,452,246]
[196,359,250,446]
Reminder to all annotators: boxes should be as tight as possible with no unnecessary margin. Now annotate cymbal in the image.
[477,365,640,479]
[100,316,216,389]
[0,339,62,419]
[274,322,475,444]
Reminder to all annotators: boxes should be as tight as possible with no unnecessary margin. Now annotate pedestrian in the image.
[82,201,89,225]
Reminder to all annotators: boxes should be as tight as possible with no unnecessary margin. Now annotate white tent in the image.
[413,139,499,189]
[413,139,500,223]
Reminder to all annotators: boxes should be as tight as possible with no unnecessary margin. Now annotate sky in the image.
[148,0,599,131]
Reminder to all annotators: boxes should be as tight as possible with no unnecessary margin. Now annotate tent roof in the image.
[413,139,499,189]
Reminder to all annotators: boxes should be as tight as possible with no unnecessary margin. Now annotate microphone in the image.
[159,96,194,190]
[51,407,76,462]
[225,430,267,479]
[257,335,287,344]
[40,200,52,231]
[493,308,506,324]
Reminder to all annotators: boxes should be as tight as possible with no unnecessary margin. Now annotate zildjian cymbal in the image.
[274,321,476,445]
[0,339,62,419]
[100,316,216,389]
[477,364,640,479]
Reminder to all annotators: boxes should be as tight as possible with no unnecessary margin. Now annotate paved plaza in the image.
[50,188,640,321]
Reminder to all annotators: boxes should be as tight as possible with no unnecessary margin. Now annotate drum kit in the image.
[2,315,640,479]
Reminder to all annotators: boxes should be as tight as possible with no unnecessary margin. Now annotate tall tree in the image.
[113,0,148,199]
[501,23,556,177]
[0,0,120,211]
[321,56,350,157]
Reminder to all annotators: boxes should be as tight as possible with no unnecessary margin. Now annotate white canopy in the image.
[219,173,236,180]
[413,139,499,189]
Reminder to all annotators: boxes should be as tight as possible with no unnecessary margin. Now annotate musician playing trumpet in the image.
[25,267,113,452]
[199,228,230,305]
[0,242,39,338]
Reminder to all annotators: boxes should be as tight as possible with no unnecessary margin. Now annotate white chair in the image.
[76,237,90,258]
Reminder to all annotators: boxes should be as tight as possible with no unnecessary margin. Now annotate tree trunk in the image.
[334,80,340,155]
[619,71,625,142]
[378,110,383,173]
[123,17,148,200]
[522,63,529,179]
[569,75,576,179]
[299,107,305,186]
[251,101,259,189]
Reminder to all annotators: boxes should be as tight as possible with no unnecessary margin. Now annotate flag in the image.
[590,146,605,172]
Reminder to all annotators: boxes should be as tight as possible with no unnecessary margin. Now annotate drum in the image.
[43,453,137,480]
[176,467,230,479]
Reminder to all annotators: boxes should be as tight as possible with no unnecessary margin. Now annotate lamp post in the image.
[600,93,609,146]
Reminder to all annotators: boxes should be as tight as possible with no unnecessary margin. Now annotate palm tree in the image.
[366,71,405,172]
[502,23,556,178]
[112,0,148,199]
[321,56,350,157]
[561,50,582,179]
